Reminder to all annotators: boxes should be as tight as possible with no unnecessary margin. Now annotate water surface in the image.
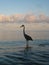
[0,40,49,65]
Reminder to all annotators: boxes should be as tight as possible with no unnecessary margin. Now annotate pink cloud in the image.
[39,14,46,20]
[0,13,49,23]
[24,14,36,22]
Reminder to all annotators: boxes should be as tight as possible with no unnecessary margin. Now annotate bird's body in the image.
[20,25,33,48]
[24,33,33,41]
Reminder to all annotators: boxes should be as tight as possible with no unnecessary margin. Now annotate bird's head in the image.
[20,25,24,28]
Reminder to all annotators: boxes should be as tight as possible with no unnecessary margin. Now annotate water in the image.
[0,40,49,65]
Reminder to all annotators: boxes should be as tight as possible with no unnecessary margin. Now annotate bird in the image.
[20,25,33,48]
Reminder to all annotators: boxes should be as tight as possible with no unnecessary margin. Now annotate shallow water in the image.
[0,40,49,65]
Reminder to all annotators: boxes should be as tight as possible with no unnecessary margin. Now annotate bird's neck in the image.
[23,26,25,35]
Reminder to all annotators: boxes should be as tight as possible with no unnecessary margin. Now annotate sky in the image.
[0,0,49,15]
[0,0,49,41]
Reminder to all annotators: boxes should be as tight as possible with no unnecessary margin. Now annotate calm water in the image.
[0,40,49,65]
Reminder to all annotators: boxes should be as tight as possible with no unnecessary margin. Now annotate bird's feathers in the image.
[24,33,33,41]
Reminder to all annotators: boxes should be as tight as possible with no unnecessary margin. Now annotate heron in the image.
[20,25,33,48]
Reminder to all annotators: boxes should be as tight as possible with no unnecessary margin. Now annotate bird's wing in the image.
[24,34,33,40]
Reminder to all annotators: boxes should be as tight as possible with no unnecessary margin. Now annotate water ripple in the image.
[0,41,49,65]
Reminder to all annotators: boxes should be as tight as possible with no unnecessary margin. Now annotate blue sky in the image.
[0,0,49,15]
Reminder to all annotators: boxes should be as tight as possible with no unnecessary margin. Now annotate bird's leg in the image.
[26,41,29,48]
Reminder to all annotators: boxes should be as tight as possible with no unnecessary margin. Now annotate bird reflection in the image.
[23,46,32,58]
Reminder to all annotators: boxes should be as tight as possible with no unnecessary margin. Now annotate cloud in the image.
[0,14,23,23]
[0,13,49,23]
[39,14,46,20]
[24,14,36,22]
[0,14,10,22]
[38,13,49,23]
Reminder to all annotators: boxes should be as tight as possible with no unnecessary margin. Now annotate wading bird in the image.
[20,25,33,48]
